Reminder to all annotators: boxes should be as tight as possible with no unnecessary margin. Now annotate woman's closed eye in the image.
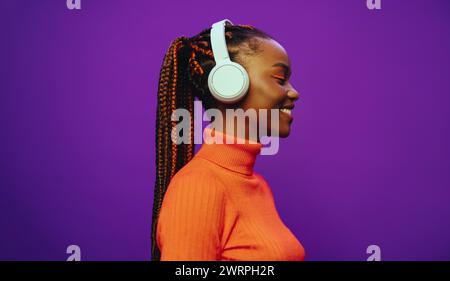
[273,75,287,85]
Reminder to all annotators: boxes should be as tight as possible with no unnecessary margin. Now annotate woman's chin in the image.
[278,125,291,138]
[265,122,292,138]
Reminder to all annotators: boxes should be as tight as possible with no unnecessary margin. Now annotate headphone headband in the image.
[210,19,233,63]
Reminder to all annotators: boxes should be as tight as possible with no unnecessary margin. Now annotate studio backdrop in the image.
[1,0,450,261]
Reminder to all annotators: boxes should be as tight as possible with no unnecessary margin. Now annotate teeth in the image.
[280,108,291,115]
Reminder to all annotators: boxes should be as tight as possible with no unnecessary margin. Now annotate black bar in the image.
[0,261,449,280]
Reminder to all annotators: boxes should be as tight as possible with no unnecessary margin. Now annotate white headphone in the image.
[208,19,250,104]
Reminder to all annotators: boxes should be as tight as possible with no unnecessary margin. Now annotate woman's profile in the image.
[151,19,303,261]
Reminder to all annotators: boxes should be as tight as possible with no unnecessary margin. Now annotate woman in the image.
[152,20,303,261]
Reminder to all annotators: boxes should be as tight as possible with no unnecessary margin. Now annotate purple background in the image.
[1,0,450,261]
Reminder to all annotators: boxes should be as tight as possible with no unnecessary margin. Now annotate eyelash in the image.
[275,77,287,85]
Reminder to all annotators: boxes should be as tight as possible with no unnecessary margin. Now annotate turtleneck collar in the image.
[195,127,263,176]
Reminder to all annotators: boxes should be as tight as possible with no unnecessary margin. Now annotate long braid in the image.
[152,37,184,260]
[152,24,272,260]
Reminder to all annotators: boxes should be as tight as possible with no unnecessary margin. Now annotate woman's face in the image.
[236,38,300,138]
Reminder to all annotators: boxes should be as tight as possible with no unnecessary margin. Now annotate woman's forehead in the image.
[249,38,291,68]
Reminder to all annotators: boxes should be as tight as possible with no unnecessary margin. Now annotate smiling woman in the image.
[152,20,302,261]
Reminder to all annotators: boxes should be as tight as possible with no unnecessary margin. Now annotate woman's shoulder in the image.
[166,157,226,196]
[172,154,226,180]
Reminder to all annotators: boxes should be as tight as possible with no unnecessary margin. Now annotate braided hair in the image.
[152,22,272,260]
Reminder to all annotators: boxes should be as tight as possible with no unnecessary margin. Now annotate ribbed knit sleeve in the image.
[156,171,226,261]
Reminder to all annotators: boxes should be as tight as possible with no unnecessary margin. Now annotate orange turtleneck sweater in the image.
[156,127,305,261]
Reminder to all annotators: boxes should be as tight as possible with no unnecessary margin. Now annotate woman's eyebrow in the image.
[272,62,291,79]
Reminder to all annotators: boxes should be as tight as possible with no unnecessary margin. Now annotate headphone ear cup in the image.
[208,61,249,104]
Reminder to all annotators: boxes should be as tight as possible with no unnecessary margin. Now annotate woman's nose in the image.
[287,87,300,101]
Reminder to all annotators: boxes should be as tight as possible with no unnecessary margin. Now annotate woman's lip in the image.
[280,109,294,122]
